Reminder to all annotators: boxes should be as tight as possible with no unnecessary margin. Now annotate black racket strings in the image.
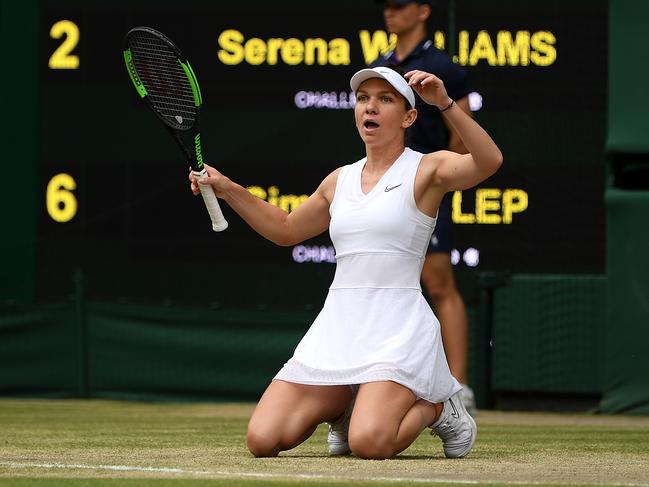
[128,31,197,129]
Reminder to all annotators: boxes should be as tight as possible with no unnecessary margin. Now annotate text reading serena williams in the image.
[217,29,556,67]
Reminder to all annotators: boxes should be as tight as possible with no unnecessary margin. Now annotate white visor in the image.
[350,67,416,109]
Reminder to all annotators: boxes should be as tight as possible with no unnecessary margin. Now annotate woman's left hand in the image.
[404,70,452,109]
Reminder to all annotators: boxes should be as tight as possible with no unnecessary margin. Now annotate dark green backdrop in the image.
[599,0,649,415]
[3,0,647,414]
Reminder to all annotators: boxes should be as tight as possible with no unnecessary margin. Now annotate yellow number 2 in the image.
[49,20,80,69]
[47,173,78,222]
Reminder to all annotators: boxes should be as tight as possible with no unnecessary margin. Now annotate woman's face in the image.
[354,78,416,145]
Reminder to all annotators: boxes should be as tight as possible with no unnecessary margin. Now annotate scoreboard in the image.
[33,0,607,307]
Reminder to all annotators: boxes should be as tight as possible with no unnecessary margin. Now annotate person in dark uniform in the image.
[370,0,476,413]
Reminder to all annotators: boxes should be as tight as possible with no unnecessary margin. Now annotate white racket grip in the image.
[194,169,228,232]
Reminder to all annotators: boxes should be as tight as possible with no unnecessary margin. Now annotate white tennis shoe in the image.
[327,393,356,456]
[430,391,477,458]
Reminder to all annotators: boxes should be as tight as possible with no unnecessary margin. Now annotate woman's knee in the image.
[246,428,280,457]
[246,415,319,457]
[348,427,396,460]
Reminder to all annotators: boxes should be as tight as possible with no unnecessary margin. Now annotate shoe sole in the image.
[455,412,476,458]
[329,446,352,456]
[446,394,477,459]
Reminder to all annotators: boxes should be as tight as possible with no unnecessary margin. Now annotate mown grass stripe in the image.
[2,462,649,487]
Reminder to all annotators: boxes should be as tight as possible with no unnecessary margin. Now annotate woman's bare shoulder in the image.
[316,166,346,203]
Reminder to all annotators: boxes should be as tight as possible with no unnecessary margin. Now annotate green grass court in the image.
[1,400,648,487]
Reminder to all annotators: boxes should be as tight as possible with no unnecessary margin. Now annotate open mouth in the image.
[363,120,380,129]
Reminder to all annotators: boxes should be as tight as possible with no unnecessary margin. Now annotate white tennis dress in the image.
[275,147,461,403]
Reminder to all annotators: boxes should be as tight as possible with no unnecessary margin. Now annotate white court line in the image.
[0,462,205,475]
[2,462,649,487]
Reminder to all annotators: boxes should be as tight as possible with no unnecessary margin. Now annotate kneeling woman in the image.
[190,66,502,459]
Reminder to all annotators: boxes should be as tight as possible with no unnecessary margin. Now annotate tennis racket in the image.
[123,26,228,232]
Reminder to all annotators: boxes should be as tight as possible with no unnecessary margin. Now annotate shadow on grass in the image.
[278,454,447,460]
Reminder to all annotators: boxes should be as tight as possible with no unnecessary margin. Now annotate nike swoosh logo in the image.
[450,399,460,419]
[384,184,402,192]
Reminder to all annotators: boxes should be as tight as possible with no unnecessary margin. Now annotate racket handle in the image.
[193,169,228,232]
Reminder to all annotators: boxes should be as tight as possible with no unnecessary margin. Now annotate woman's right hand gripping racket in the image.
[123,27,228,232]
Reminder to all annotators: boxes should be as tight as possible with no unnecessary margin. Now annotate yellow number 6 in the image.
[49,20,80,70]
[47,173,77,223]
